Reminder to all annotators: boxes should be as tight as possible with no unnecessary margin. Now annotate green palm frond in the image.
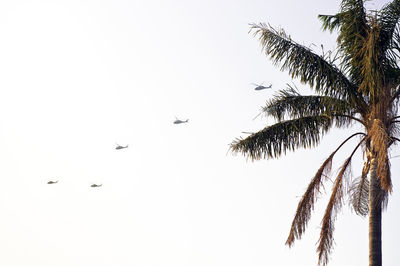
[231,116,333,160]
[318,13,344,33]
[375,1,400,93]
[263,85,359,125]
[378,0,400,53]
[392,26,400,61]
[377,1,400,83]
[249,24,364,107]
[326,0,368,85]
[336,0,368,53]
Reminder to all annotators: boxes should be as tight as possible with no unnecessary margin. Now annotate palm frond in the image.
[318,14,343,33]
[336,0,368,52]
[286,132,365,247]
[378,0,400,53]
[332,0,369,85]
[358,21,385,99]
[348,159,370,216]
[263,85,358,125]
[391,25,400,64]
[230,116,333,160]
[232,0,400,264]
[285,154,333,247]
[317,158,349,266]
[249,24,364,108]
[317,137,364,266]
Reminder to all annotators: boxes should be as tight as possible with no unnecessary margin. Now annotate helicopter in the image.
[173,117,189,124]
[47,180,58,184]
[91,184,102,188]
[252,83,272,91]
[115,144,128,150]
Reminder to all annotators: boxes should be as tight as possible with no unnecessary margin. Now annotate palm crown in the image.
[231,0,400,265]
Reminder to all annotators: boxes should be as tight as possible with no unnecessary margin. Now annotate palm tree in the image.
[231,1,400,265]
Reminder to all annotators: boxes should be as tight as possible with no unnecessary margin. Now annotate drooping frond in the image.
[317,159,349,266]
[317,138,364,266]
[370,119,392,191]
[230,116,333,160]
[286,132,365,247]
[263,85,360,125]
[348,159,370,216]
[249,24,364,108]
[285,154,333,247]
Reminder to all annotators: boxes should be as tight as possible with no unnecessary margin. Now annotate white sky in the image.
[0,0,398,265]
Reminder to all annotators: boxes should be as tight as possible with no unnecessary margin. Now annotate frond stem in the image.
[332,132,366,153]
[349,137,366,158]
[390,137,400,143]
[390,116,400,121]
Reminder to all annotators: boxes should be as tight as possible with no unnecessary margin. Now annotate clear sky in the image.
[0,0,398,265]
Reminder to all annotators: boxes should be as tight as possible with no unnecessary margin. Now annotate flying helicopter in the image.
[173,117,189,124]
[115,144,128,150]
[252,83,272,90]
[47,180,58,184]
[91,184,102,188]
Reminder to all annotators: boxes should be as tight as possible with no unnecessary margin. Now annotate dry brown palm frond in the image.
[285,153,333,247]
[370,119,392,192]
[317,137,364,266]
[317,158,350,266]
[286,132,365,247]
[358,21,384,99]
[381,158,392,193]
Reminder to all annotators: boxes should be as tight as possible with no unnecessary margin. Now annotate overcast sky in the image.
[0,0,398,265]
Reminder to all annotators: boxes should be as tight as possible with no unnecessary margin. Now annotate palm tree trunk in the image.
[369,158,382,266]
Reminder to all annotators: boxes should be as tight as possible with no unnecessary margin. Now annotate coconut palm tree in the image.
[231,1,400,265]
